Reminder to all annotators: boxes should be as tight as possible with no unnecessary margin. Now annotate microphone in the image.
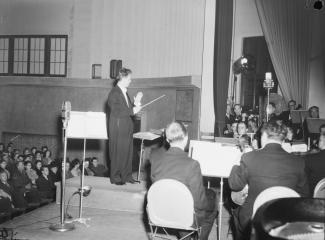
[61,101,71,129]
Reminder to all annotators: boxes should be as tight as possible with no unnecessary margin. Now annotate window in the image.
[0,35,67,77]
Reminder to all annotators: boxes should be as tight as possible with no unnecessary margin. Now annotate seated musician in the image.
[151,121,218,240]
[305,134,325,195]
[303,106,320,149]
[228,120,309,240]
[280,100,303,139]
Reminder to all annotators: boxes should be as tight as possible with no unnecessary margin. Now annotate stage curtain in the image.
[213,0,233,137]
[255,0,312,107]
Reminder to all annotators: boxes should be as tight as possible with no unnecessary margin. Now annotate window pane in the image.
[39,63,44,74]
[56,51,60,62]
[40,51,44,61]
[22,62,27,73]
[50,50,55,62]
[35,63,39,74]
[51,38,55,50]
[30,62,34,74]
[50,63,54,74]
[30,51,35,61]
[0,40,3,49]
[60,51,65,62]
[61,38,66,51]
[0,63,3,73]
[40,38,44,49]
[56,38,61,50]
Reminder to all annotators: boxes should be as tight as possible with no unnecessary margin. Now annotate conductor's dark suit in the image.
[228,143,309,240]
[107,86,134,183]
[151,147,218,240]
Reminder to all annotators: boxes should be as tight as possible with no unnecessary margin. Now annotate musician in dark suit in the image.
[305,134,325,194]
[228,120,309,240]
[107,68,142,185]
[151,122,218,240]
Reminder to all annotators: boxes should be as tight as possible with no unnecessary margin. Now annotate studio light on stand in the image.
[232,55,256,102]
[263,72,275,122]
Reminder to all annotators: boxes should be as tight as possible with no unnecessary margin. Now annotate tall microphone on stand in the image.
[50,101,75,232]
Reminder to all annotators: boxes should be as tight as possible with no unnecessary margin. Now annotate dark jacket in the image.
[229,143,309,231]
[305,149,325,195]
[151,147,209,213]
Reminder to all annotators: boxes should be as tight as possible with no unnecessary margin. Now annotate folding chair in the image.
[147,179,200,240]
[313,178,325,198]
[252,186,300,218]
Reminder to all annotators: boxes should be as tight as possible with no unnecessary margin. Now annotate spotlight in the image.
[73,186,92,197]
[232,55,256,75]
[313,0,324,10]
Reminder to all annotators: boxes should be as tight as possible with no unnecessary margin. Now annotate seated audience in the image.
[41,146,48,154]
[49,162,60,182]
[30,147,37,158]
[305,134,325,195]
[34,160,43,176]
[0,159,11,180]
[319,124,325,136]
[247,119,258,134]
[0,143,4,155]
[65,161,73,179]
[224,104,235,136]
[25,161,38,187]
[83,158,95,176]
[34,151,42,162]
[228,120,309,240]
[235,122,248,139]
[11,161,41,205]
[0,169,25,211]
[237,134,253,153]
[233,104,247,124]
[36,166,55,200]
[280,100,303,139]
[90,157,107,177]
[304,106,320,149]
[42,150,53,166]
[23,148,30,157]
[151,122,218,240]
[70,158,81,177]
[266,102,280,123]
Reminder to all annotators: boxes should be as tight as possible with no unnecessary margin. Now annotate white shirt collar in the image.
[117,83,127,94]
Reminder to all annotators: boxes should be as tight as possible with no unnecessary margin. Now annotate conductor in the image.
[107,68,142,185]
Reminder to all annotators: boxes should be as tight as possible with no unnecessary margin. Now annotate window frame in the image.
[0,35,68,77]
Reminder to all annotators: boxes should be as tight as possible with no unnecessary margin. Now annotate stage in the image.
[0,176,233,240]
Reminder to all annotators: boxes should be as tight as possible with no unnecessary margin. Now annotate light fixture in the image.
[313,0,324,10]
[232,55,256,75]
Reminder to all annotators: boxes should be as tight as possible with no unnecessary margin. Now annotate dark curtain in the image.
[213,0,233,137]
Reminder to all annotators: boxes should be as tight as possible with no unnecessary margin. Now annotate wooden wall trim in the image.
[0,76,200,89]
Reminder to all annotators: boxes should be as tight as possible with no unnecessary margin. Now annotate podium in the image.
[133,131,162,182]
[66,111,108,224]
[189,140,242,240]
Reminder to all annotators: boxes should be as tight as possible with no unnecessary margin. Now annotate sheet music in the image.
[133,131,161,141]
[189,140,242,178]
[66,111,108,139]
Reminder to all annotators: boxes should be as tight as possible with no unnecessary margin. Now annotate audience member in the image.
[65,161,73,179]
[0,170,26,210]
[30,147,37,158]
[0,159,10,179]
[82,158,95,176]
[36,166,55,200]
[23,148,30,157]
[266,102,280,123]
[41,146,48,154]
[34,160,43,176]
[228,120,309,240]
[25,161,38,187]
[224,104,235,136]
[305,134,325,195]
[11,161,41,205]
[0,143,5,154]
[235,122,248,139]
[319,124,325,136]
[90,157,107,177]
[42,150,52,165]
[49,162,60,182]
[70,158,81,177]
[151,122,218,240]
[233,104,244,123]
[0,171,13,214]
[237,134,253,153]
[280,100,303,139]
[304,106,320,149]
[34,151,42,162]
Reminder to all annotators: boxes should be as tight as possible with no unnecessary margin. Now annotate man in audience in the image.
[83,158,95,176]
[90,157,107,177]
[151,122,218,240]
[319,124,325,136]
[233,104,244,123]
[36,166,55,200]
[228,121,309,240]
[280,100,303,139]
[49,162,60,182]
[305,134,325,195]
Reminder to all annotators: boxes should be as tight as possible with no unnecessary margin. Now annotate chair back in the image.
[252,186,300,218]
[313,178,325,198]
[147,179,195,229]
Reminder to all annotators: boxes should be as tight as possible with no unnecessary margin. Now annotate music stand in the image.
[189,140,242,240]
[290,110,309,124]
[65,111,108,225]
[133,131,161,182]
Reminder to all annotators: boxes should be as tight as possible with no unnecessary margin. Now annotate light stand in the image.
[263,72,274,122]
[50,102,75,232]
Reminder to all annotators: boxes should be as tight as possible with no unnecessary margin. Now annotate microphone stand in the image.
[50,102,75,232]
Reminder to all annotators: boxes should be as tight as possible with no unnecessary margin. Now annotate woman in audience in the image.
[23,148,30,157]
[0,159,11,180]
[65,161,73,179]
[34,160,43,176]
[0,170,17,212]
[35,151,42,162]
[25,161,38,187]
[0,143,5,155]
[70,158,81,177]
[30,147,37,158]
[42,150,53,166]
